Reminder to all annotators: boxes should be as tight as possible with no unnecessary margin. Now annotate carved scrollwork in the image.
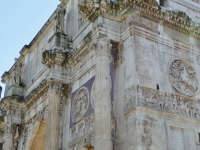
[169,59,199,96]
[72,87,89,123]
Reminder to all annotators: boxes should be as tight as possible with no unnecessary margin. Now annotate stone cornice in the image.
[0,96,24,111]
[1,78,72,113]
[24,79,49,108]
[1,71,10,83]
[60,0,70,7]
[68,35,92,67]
[80,0,200,40]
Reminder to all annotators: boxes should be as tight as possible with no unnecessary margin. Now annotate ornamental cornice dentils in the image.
[80,0,200,40]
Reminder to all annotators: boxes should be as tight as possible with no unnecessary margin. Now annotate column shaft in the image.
[94,38,112,150]
[45,81,62,150]
[3,121,13,150]
[3,133,13,150]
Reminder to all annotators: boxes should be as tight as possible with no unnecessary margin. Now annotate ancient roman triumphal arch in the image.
[1,0,200,149]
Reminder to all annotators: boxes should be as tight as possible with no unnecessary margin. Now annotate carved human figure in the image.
[13,58,21,85]
[55,4,66,33]
[72,88,89,122]
[169,59,199,96]
[190,101,195,117]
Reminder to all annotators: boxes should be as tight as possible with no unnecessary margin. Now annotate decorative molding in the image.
[166,120,189,150]
[166,120,187,129]
[124,85,200,120]
[80,0,200,40]
[25,79,48,108]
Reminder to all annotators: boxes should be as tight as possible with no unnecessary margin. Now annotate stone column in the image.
[45,80,62,150]
[94,38,112,150]
[62,87,72,150]
[3,116,14,150]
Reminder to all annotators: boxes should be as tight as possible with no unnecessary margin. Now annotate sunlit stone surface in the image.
[1,0,200,149]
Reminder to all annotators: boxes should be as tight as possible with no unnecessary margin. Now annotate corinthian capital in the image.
[91,38,112,56]
[48,80,63,95]
[42,50,67,68]
[61,84,72,104]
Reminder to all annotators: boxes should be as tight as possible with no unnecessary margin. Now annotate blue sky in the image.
[0,1,59,97]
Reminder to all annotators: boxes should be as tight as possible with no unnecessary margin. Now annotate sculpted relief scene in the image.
[72,87,90,123]
[169,59,199,96]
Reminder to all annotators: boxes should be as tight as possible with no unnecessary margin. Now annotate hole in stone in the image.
[199,133,200,143]
[157,84,159,90]
[159,0,164,6]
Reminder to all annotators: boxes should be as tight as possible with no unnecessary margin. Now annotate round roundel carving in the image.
[72,87,89,123]
[169,59,199,96]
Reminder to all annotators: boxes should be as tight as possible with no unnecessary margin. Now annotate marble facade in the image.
[1,0,200,149]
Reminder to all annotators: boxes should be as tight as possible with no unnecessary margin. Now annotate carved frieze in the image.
[72,87,89,123]
[124,85,200,120]
[70,114,94,143]
[169,59,199,96]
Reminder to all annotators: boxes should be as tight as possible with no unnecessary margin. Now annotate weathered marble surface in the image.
[1,0,200,149]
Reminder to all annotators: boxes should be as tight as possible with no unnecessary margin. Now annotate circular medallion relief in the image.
[169,59,199,96]
[72,87,89,123]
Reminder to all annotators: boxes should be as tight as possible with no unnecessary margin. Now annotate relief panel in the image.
[72,87,90,123]
[169,59,199,96]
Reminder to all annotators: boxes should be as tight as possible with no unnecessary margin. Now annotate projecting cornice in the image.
[0,96,24,111]
[80,0,200,40]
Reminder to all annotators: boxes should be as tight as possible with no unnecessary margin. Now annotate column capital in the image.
[61,84,72,104]
[48,79,63,95]
[47,79,72,96]
[91,38,112,56]
[42,50,67,68]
